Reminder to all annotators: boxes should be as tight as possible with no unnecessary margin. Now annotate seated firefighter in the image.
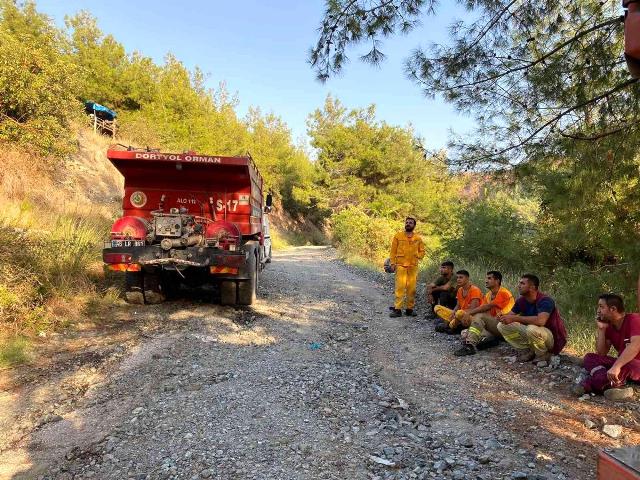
[389,217,425,318]
[454,270,515,356]
[497,274,567,363]
[426,261,457,314]
[434,270,483,334]
[573,294,640,401]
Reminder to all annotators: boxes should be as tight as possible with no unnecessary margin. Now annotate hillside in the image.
[0,128,118,347]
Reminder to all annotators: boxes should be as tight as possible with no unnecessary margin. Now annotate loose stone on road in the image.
[2,247,638,479]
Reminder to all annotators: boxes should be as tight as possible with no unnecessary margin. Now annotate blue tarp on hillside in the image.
[84,101,117,121]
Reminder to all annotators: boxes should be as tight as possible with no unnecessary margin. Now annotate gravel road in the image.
[1,247,639,480]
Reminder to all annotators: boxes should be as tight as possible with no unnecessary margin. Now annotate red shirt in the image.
[606,313,640,358]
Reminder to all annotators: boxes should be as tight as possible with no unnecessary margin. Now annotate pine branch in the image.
[433,16,623,92]
[474,77,639,161]
[559,119,640,140]
[454,0,520,59]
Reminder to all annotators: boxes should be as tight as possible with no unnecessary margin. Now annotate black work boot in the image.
[405,309,417,317]
[389,309,402,318]
[454,343,477,356]
[434,319,449,333]
[476,336,500,351]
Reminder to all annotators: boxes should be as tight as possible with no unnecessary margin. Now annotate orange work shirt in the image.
[484,286,515,317]
[456,285,484,310]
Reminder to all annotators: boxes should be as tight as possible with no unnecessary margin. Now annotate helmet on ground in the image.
[384,258,394,273]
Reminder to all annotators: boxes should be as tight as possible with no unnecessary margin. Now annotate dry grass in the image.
[0,128,125,356]
[0,335,29,368]
[269,204,327,250]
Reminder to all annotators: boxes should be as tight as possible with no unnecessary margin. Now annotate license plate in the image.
[111,240,145,248]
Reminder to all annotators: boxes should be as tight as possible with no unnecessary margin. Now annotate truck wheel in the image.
[220,281,237,306]
[143,272,166,304]
[237,252,258,305]
[124,271,145,305]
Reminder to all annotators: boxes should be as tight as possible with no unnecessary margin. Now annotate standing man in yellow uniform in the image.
[389,217,425,318]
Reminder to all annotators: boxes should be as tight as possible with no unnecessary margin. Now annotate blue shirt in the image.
[512,296,555,316]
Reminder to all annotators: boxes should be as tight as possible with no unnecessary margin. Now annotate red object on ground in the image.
[598,448,640,480]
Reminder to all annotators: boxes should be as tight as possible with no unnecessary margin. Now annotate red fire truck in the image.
[102,146,272,306]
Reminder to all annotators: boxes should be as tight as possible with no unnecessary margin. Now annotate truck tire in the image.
[143,272,166,304]
[237,251,258,305]
[220,281,237,306]
[124,271,145,305]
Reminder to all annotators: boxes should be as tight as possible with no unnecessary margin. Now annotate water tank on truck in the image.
[102,146,273,306]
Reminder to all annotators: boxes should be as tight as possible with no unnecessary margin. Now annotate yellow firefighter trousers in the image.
[395,265,418,310]
[434,306,470,328]
[496,322,554,357]
[466,314,501,345]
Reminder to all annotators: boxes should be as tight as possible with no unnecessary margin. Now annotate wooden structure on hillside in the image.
[91,114,117,137]
[85,101,117,138]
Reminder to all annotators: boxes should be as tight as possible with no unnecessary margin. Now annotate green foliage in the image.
[517,143,640,267]
[311,1,639,168]
[308,1,640,288]
[331,206,397,262]
[0,335,29,366]
[308,96,463,256]
[444,189,539,271]
[245,109,321,218]
[0,0,80,155]
[66,11,133,108]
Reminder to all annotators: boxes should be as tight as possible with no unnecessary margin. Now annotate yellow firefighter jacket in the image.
[390,231,425,267]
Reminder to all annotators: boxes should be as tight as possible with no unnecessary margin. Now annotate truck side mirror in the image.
[264,193,273,213]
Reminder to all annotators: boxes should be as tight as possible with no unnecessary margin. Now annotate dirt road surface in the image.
[1,247,639,479]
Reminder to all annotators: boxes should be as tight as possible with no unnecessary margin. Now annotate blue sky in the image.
[37,0,475,151]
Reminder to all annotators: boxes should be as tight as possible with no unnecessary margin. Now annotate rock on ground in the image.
[1,247,639,480]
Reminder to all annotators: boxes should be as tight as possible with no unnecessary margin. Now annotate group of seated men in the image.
[423,261,640,401]
[426,262,563,361]
[387,217,640,400]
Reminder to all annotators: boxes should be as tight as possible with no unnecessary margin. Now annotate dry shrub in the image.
[0,128,124,340]
[0,143,50,201]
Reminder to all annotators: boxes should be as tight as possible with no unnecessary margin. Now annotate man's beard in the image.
[405,225,415,232]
